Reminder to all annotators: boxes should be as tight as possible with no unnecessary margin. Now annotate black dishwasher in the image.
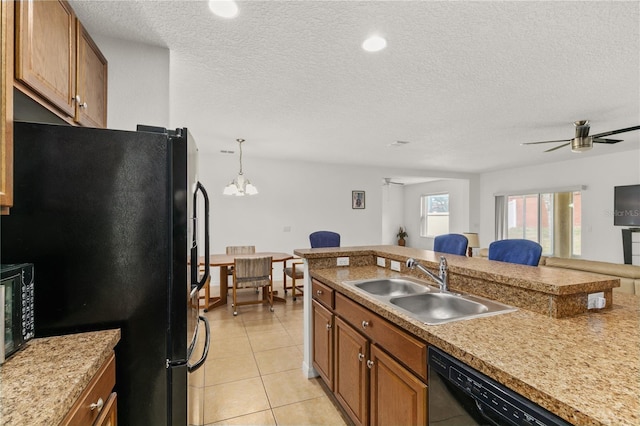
[428,347,572,426]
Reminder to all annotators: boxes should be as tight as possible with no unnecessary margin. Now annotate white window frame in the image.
[496,186,584,257]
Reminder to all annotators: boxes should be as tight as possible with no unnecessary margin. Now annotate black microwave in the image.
[1,263,35,363]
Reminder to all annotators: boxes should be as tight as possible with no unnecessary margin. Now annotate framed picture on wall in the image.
[352,190,365,209]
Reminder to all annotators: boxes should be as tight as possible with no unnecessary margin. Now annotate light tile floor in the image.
[196,281,349,426]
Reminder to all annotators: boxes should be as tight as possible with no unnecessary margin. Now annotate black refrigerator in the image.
[1,121,211,425]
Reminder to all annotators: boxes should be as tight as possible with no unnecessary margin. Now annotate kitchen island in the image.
[0,329,120,425]
[294,245,640,426]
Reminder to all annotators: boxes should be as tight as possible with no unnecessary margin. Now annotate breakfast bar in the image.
[295,245,640,426]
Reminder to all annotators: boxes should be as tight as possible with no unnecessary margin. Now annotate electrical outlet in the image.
[376,257,386,267]
[587,292,606,309]
[390,260,401,271]
[337,257,350,266]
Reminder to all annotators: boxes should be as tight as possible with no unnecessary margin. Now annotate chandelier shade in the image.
[223,139,258,196]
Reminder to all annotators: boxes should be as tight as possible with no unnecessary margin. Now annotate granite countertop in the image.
[0,329,121,425]
[297,247,640,426]
[295,245,621,295]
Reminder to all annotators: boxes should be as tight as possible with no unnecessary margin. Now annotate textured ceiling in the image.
[68,1,640,175]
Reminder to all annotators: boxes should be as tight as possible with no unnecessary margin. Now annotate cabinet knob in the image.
[316,290,323,295]
[358,352,365,362]
[326,323,332,330]
[73,95,88,109]
[367,359,374,369]
[361,320,369,329]
[90,397,104,411]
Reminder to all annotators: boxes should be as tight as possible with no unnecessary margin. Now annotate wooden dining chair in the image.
[283,258,304,301]
[226,245,256,255]
[225,246,256,291]
[232,256,274,316]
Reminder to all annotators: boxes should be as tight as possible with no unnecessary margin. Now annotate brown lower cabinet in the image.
[312,279,428,426]
[61,352,118,426]
[312,299,334,388]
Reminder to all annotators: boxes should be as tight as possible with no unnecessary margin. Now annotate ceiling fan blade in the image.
[591,125,640,138]
[544,142,571,152]
[593,138,623,144]
[521,139,571,145]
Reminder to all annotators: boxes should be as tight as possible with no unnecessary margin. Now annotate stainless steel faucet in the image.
[406,257,449,292]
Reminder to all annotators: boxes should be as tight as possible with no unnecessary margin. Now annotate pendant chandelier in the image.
[223,138,258,196]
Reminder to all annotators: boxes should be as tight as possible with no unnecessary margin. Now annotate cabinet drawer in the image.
[312,279,334,308]
[61,352,116,426]
[335,293,427,381]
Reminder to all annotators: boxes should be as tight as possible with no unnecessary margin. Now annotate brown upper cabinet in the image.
[14,0,107,128]
[1,0,14,214]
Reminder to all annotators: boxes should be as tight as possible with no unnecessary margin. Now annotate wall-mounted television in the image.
[614,184,640,227]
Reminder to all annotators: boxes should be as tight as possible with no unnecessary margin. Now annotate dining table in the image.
[198,252,294,311]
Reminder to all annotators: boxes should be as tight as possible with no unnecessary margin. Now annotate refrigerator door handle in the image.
[192,182,210,291]
[191,217,197,249]
[187,315,210,373]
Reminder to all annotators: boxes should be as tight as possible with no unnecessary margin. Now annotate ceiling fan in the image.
[383,178,404,186]
[522,120,640,153]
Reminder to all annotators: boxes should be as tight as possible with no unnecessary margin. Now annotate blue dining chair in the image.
[433,234,468,256]
[488,239,542,266]
[310,231,341,248]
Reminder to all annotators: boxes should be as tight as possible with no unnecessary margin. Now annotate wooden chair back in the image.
[234,256,272,289]
[226,246,256,255]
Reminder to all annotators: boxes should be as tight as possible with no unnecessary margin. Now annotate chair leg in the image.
[283,268,288,294]
[268,281,274,312]
[203,280,210,312]
[292,274,297,301]
[233,283,238,316]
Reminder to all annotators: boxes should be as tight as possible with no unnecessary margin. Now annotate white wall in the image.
[93,35,170,131]
[381,183,405,245]
[479,149,640,263]
[402,179,472,250]
[197,154,396,281]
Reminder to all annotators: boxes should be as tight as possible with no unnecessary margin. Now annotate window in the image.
[498,190,581,257]
[506,193,551,253]
[420,193,449,237]
[571,191,581,256]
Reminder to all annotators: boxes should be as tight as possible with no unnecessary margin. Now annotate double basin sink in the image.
[343,277,516,325]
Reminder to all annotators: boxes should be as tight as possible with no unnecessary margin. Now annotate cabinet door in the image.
[370,345,427,426]
[15,0,76,118]
[1,0,14,214]
[334,317,368,426]
[76,20,107,128]
[312,299,334,389]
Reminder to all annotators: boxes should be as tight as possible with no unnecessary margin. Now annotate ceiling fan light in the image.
[571,136,593,153]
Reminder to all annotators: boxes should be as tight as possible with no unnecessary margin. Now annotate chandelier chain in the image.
[238,139,244,175]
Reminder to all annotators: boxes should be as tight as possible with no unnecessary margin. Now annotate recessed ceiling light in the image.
[362,35,387,52]
[208,0,239,18]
